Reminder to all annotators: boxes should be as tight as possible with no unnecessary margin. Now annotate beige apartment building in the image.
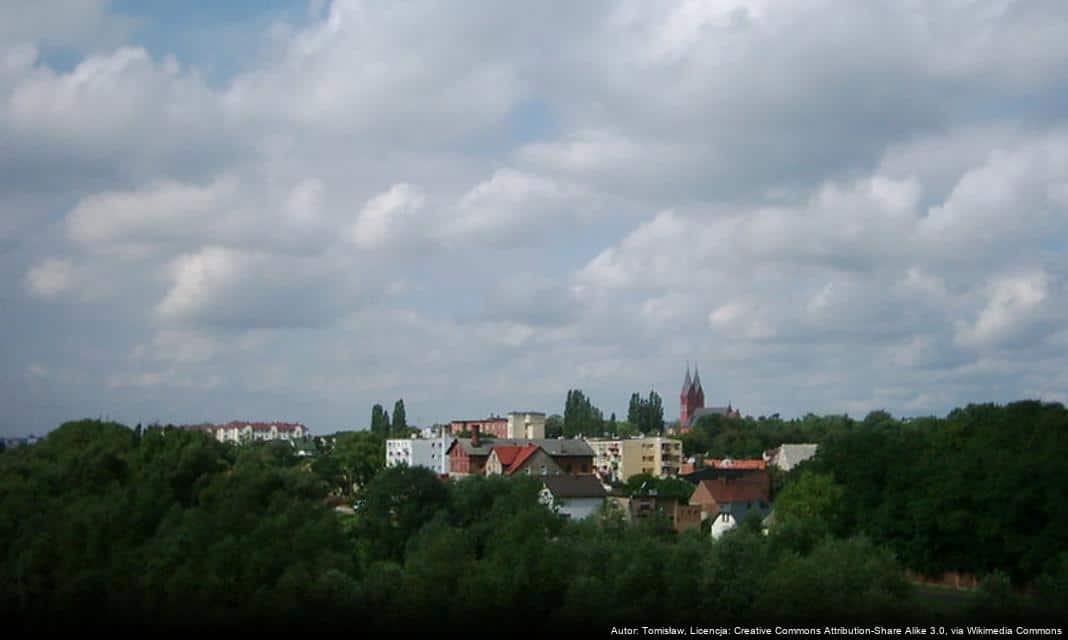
[587,436,683,482]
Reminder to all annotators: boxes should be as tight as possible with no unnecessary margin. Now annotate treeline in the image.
[3,405,1067,630]
[801,401,1068,585]
[0,420,918,630]
[556,388,664,438]
[688,402,1068,587]
[680,411,855,458]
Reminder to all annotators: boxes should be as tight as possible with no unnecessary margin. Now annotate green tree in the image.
[564,389,604,437]
[773,470,844,527]
[647,390,664,434]
[370,404,389,437]
[312,431,384,495]
[356,465,449,561]
[391,399,408,435]
[545,414,564,438]
[628,393,642,430]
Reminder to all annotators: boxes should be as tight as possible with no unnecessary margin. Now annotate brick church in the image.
[679,363,740,432]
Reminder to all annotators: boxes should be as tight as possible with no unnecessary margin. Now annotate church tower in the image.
[679,363,706,428]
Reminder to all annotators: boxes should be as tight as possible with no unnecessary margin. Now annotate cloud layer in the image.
[5,0,1068,435]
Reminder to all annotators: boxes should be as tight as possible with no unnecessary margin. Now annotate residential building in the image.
[449,416,508,437]
[485,444,565,476]
[192,421,308,444]
[1,435,39,449]
[610,492,702,533]
[446,429,594,477]
[688,468,772,538]
[708,500,772,538]
[679,363,740,432]
[386,435,455,475]
[764,443,819,471]
[587,436,683,482]
[506,411,546,439]
[539,475,608,520]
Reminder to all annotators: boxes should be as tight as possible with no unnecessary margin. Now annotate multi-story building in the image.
[506,411,546,439]
[587,436,683,482]
[386,435,454,475]
[449,416,508,437]
[191,421,308,444]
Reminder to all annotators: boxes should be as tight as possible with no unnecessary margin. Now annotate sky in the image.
[3,0,1068,436]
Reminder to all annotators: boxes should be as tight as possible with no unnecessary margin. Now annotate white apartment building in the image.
[386,435,454,475]
[194,421,308,444]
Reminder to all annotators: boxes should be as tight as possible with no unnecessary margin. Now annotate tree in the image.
[312,431,384,495]
[628,393,642,427]
[392,399,408,435]
[545,414,564,439]
[771,470,844,527]
[563,389,604,437]
[357,465,449,561]
[647,391,664,434]
[370,404,390,437]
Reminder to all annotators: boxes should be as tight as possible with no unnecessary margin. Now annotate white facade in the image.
[764,443,819,471]
[506,412,546,439]
[206,422,306,444]
[386,435,453,475]
[538,489,604,520]
[710,512,738,539]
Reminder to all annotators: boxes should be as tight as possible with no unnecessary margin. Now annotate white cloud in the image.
[67,177,238,252]
[955,271,1051,349]
[441,169,597,246]
[24,258,77,298]
[349,183,426,250]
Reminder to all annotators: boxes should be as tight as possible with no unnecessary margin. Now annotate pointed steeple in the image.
[693,363,702,391]
[681,361,692,395]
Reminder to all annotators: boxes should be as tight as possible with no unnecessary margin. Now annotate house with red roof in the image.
[446,425,594,477]
[689,471,771,538]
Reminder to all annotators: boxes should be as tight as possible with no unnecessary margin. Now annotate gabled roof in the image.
[682,466,767,485]
[450,438,594,458]
[507,444,542,474]
[696,478,768,504]
[543,475,608,498]
[490,445,524,467]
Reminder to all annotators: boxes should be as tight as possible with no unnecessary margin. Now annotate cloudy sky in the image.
[4,0,1068,436]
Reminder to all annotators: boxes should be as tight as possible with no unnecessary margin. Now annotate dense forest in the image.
[686,401,1068,585]
[1,402,1066,630]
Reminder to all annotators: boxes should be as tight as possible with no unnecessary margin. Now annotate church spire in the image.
[681,361,692,395]
[693,363,702,391]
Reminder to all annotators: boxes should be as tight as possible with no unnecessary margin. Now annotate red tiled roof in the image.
[491,445,524,467]
[507,444,542,474]
[706,458,767,470]
[697,478,768,504]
